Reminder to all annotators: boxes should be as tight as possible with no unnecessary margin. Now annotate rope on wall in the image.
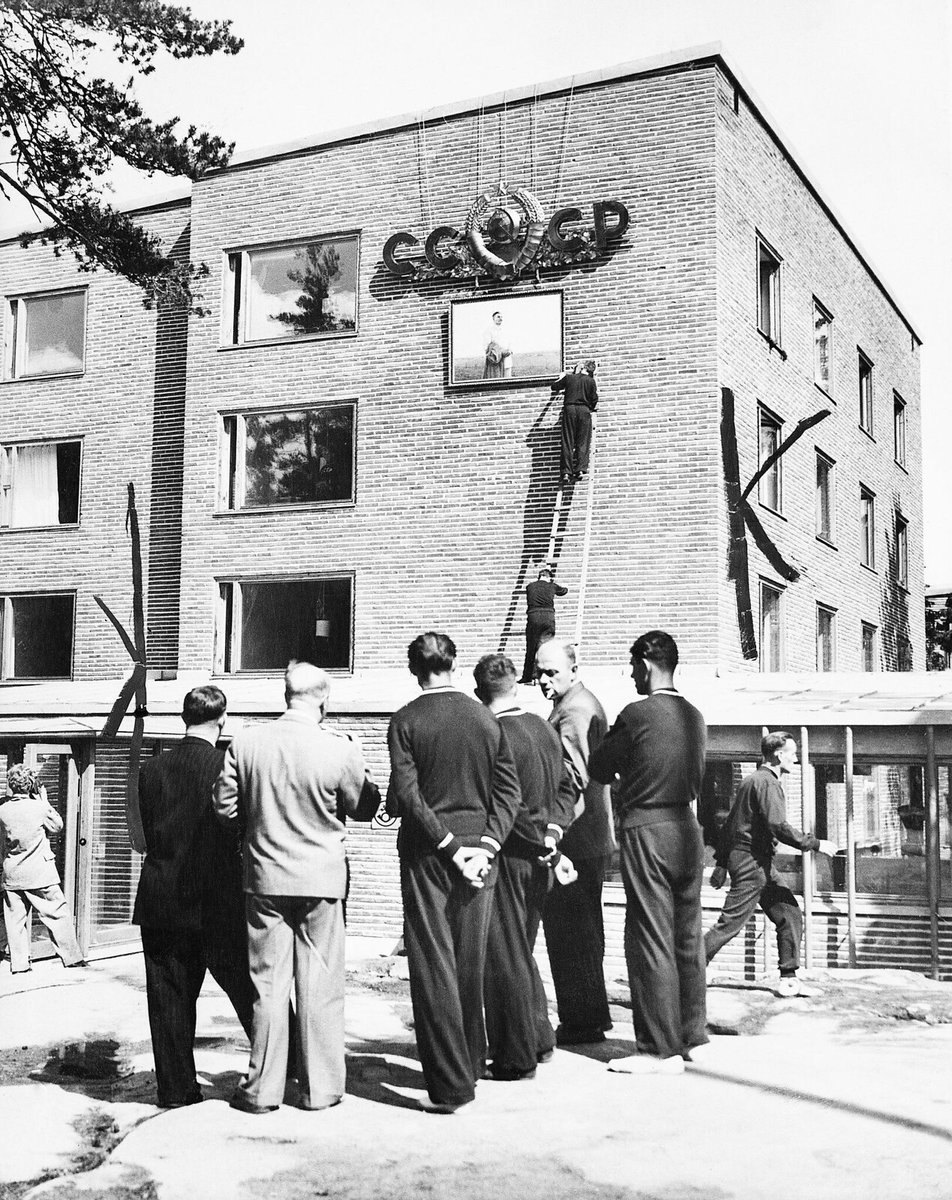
[574,423,596,649]
[554,77,576,205]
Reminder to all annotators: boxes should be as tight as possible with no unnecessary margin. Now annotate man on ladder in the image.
[553,360,598,483]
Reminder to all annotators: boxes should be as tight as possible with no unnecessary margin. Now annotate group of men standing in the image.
[133,626,831,1115]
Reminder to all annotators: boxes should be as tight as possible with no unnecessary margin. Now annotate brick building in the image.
[0,46,943,971]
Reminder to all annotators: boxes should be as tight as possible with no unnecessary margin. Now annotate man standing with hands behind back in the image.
[387,632,522,1113]
[535,640,614,1046]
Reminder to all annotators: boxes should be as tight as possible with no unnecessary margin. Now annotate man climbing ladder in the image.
[553,360,599,483]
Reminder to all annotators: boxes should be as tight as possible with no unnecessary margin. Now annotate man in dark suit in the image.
[552,359,598,482]
[520,567,568,684]
[387,632,522,1113]
[474,653,577,1081]
[134,685,254,1109]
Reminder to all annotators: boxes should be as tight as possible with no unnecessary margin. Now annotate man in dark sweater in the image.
[536,640,615,1045]
[589,630,707,1074]
[387,632,522,1113]
[474,653,577,1081]
[552,359,598,482]
[134,685,254,1108]
[705,732,837,997]
[520,567,568,684]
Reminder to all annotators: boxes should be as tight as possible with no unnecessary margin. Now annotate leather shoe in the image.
[417,1097,472,1114]
[556,1026,606,1046]
[483,1063,536,1081]
[229,1090,278,1115]
[158,1092,204,1110]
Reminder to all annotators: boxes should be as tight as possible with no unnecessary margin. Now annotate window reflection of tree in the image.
[271,243,355,336]
[244,408,353,506]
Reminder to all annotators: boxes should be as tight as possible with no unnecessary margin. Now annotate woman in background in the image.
[0,763,84,973]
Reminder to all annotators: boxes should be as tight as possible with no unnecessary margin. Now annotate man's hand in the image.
[709,865,727,889]
[537,835,560,866]
[815,839,839,857]
[452,846,492,888]
[554,855,578,886]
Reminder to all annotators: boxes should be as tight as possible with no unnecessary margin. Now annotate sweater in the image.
[386,688,522,860]
[497,708,576,857]
[589,691,707,827]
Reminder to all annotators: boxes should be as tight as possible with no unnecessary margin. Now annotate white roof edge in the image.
[0,185,191,246]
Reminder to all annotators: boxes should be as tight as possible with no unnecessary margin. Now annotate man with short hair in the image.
[387,632,521,1113]
[473,653,577,1080]
[589,631,708,1074]
[535,640,614,1046]
[705,732,837,997]
[520,567,568,685]
[552,358,598,481]
[134,685,254,1109]
[215,662,378,1114]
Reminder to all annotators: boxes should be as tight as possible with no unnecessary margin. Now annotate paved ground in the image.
[1,942,951,1200]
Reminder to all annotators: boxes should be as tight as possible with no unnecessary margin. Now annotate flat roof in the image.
[205,42,920,342]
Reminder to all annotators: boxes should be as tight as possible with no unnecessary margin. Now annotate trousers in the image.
[141,924,255,1106]
[618,817,707,1059]
[541,852,611,1035]
[560,404,592,478]
[484,854,554,1072]
[400,850,496,1106]
[238,894,346,1109]
[522,610,556,682]
[3,884,83,973]
[704,849,804,973]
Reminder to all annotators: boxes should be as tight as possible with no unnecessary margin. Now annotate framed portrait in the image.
[449,291,563,386]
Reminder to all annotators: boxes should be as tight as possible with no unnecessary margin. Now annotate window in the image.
[759,580,783,672]
[5,290,86,379]
[219,405,354,510]
[216,577,353,672]
[223,235,358,346]
[756,236,782,345]
[816,605,836,671]
[0,440,81,528]
[858,350,873,434]
[813,300,833,394]
[0,593,74,678]
[861,622,878,672]
[893,392,907,468]
[860,487,875,569]
[895,515,908,589]
[815,451,834,543]
[758,406,783,512]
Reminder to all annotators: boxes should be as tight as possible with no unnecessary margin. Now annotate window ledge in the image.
[894,461,909,475]
[757,329,787,360]
[0,677,72,685]
[860,562,879,576]
[218,330,358,352]
[815,536,837,550]
[214,500,356,517]
[859,426,876,443]
[814,383,834,403]
[0,523,80,534]
[214,668,353,678]
[2,370,86,384]
[757,502,788,522]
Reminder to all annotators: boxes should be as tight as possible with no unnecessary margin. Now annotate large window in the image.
[0,593,74,678]
[813,299,833,394]
[216,577,353,673]
[758,406,783,512]
[861,622,878,672]
[860,487,875,569]
[219,405,355,510]
[223,236,358,346]
[5,290,86,379]
[756,236,782,345]
[815,451,834,544]
[759,580,783,672]
[895,514,908,589]
[0,440,81,528]
[858,350,873,434]
[893,392,907,468]
[816,604,836,671]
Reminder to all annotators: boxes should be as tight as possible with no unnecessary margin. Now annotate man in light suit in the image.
[215,661,379,1115]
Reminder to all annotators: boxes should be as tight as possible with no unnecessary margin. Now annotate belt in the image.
[622,804,694,828]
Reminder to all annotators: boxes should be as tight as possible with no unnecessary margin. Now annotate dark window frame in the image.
[858,349,874,437]
[0,591,75,680]
[0,437,83,530]
[756,234,783,350]
[893,391,907,469]
[815,449,835,545]
[813,298,833,396]
[860,486,876,570]
[758,404,784,514]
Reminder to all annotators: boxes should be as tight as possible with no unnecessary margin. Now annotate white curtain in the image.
[10,444,59,527]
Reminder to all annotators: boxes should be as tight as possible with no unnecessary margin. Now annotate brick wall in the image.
[0,201,191,680]
[178,65,722,677]
[712,67,924,671]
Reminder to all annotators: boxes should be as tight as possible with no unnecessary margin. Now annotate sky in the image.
[3,0,950,584]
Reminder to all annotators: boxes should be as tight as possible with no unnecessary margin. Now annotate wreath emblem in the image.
[464,183,547,278]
